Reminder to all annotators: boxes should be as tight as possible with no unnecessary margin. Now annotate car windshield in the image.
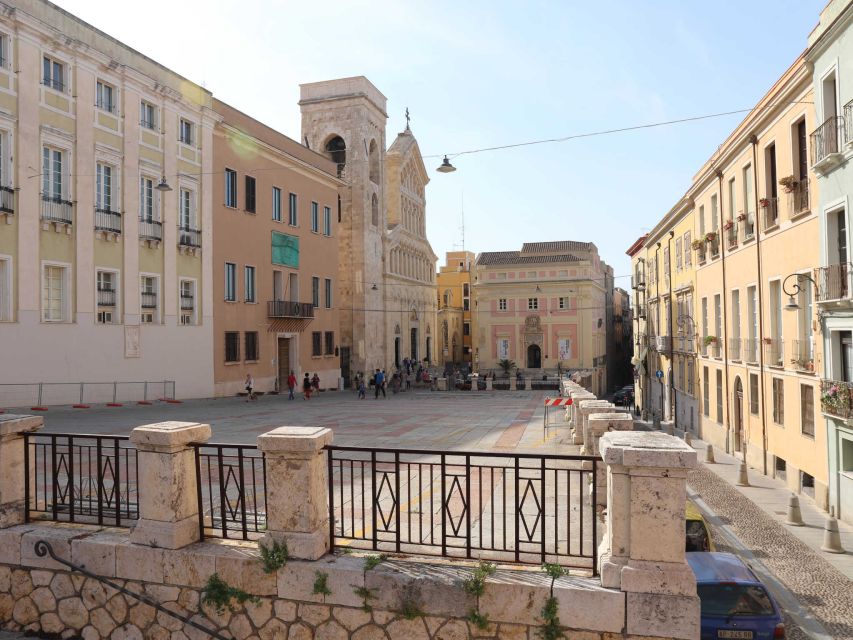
[686,520,711,552]
[697,584,775,617]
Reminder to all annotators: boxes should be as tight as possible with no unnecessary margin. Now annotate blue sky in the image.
[60,0,823,286]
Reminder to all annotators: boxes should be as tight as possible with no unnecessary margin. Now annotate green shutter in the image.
[272,232,299,268]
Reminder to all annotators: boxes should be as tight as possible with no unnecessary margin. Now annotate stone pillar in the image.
[570,391,596,434]
[130,421,211,549]
[524,376,532,391]
[470,374,479,392]
[576,399,611,449]
[587,413,634,506]
[582,405,631,453]
[437,377,447,391]
[257,426,332,560]
[0,415,42,527]
[485,378,493,391]
[509,377,517,391]
[598,431,699,639]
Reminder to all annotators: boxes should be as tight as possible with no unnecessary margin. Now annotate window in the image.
[728,178,737,223]
[749,373,759,415]
[0,34,8,69]
[528,298,539,310]
[225,263,237,302]
[701,297,708,354]
[711,194,719,237]
[559,297,569,309]
[312,276,320,307]
[244,266,256,303]
[731,290,741,351]
[272,187,282,222]
[140,275,158,323]
[179,188,193,229]
[324,331,335,356]
[179,119,194,145]
[96,270,116,313]
[801,385,815,437]
[288,193,298,225]
[747,285,758,359]
[245,332,259,361]
[311,201,319,232]
[42,147,63,199]
[96,80,115,113]
[684,232,692,266]
[371,193,379,226]
[323,206,331,236]
[703,366,710,416]
[675,237,682,271]
[773,378,784,425]
[225,332,240,363]
[499,298,507,311]
[180,279,195,325]
[42,55,64,91]
[140,101,157,130]
[743,164,755,238]
[0,257,11,322]
[687,358,694,396]
[463,322,471,336]
[42,264,66,322]
[699,205,706,237]
[96,163,113,211]
[312,331,322,357]
[324,278,332,309]
[140,177,156,221]
[225,169,237,208]
[245,176,256,213]
[272,232,299,268]
[714,294,722,348]
[716,370,723,423]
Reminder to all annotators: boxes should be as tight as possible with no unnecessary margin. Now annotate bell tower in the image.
[299,77,389,377]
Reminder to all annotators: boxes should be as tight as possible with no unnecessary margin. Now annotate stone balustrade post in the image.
[524,376,532,391]
[569,391,596,434]
[576,399,611,449]
[437,377,447,391]
[582,405,631,454]
[258,426,333,560]
[598,431,699,639]
[0,414,43,528]
[130,421,211,549]
[587,413,634,506]
[509,377,517,391]
[485,378,493,391]
[470,374,479,392]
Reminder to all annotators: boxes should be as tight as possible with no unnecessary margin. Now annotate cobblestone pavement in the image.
[690,466,853,640]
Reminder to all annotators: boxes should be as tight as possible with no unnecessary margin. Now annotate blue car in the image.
[687,552,785,639]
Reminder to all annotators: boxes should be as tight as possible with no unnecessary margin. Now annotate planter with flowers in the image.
[779,175,798,193]
[704,232,717,243]
[723,220,734,230]
[821,381,853,418]
[759,198,771,208]
[762,337,773,345]
[691,239,704,250]
[703,336,718,347]
[736,212,747,222]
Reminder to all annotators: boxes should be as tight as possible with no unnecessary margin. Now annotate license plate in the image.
[718,631,752,639]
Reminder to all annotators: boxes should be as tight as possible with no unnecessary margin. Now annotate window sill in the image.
[245,359,259,364]
[244,301,258,305]
[224,205,238,211]
[225,299,238,304]
[224,361,241,366]
[800,432,816,441]
[790,209,812,221]
[245,210,256,215]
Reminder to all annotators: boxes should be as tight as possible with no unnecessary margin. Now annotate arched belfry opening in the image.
[325,135,346,178]
[369,139,380,184]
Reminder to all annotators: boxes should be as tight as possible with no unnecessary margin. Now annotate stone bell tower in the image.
[299,77,389,380]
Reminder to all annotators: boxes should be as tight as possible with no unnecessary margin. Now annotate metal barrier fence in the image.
[24,433,139,527]
[193,443,267,541]
[0,381,176,407]
[326,446,598,571]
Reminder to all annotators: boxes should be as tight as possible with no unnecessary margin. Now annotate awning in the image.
[267,318,314,333]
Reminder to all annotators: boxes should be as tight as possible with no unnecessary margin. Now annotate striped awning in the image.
[267,317,313,333]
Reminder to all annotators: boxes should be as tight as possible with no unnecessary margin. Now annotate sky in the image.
[57,0,824,289]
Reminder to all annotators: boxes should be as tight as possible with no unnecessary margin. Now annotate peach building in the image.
[212,100,342,396]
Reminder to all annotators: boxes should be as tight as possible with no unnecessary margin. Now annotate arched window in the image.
[368,139,379,184]
[371,193,379,227]
[443,289,452,307]
[325,136,346,178]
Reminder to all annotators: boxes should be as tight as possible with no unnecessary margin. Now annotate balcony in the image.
[728,338,742,361]
[139,218,163,242]
[97,288,116,307]
[704,336,721,358]
[41,195,73,226]
[180,295,195,311]
[695,241,707,264]
[810,116,846,172]
[708,235,720,259]
[764,338,784,367]
[846,100,853,149]
[675,333,694,354]
[791,339,815,373]
[724,221,738,250]
[744,338,759,364]
[787,179,810,217]
[655,335,671,352]
[820,379,853,419]
[0,185,13,215]
[141,292,158,309]
[760,198,779,231]
[178,226,201,249]
[815,263,852,303]
[94,208,122,234]
[739,212,755,242]
[267,300,315,319]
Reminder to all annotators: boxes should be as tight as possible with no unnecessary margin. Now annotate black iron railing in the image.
[42,77,64,92]
[0,185,13,213]
[24,433,139,527]
[193,444,267,541]
[180,295,194,311]
[810,116,845,166]
[139,218,162,241]
[815,262,852,302]
[94,208,122,234]
[178,226,201,248]
[821,378,853,420]
[326,446,598,571]
[267,300,315,319]
[97,288,116,307]
[41,196,73,224]
[141,292,157,309]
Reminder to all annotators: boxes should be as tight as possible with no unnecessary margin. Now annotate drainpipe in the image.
[751,135,769,475]
[716,168,733,454]
[667,230,677,428]
[656,241,664,420]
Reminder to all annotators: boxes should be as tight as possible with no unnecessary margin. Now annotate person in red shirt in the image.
[286,371,297,400]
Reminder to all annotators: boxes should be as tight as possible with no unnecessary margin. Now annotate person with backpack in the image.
[374,369,385,399]
[303,372,312,400]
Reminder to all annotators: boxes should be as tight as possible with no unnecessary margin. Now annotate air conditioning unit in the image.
[655,336,671,351]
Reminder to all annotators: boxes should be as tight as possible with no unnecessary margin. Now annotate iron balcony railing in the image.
[740,212,755,241]
[326,445,599,571]
[815,263,852,302]
[709,235,720,258]
[194,443,267,541]
[178,226,201,248]
[761,198,779,231]
[791,339,815,373]
[267,300,315,319]
[140,117,156,130]
[674,334,694,354]
[820,379,853,420]
[41,195,73,224]
[790,179,810,217]
[139,218,162,241]
[728,337,742,361]
[141,292,157,309]
[94,208,122,234]
[764,338,784,367]
[810,116,845,167]
[96,99,117,114]
[42,76,65,92]
[696,242,707,263]
[24,433,139,527]
[180,295,194,311]
[744,338,759,364]
[0,185,13,213]
[846,100,853,145]
[97,288,116,307]
[725,222,738,250]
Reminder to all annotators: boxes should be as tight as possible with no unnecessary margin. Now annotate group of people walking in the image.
[245,371,321,401]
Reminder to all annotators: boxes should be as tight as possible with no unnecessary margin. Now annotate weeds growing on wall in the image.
[201,573,260,614]
[259,539,289,574]
[352,554,386,612]
[313,570,332,602]
[537,563,567,640]
[463,561,496,630]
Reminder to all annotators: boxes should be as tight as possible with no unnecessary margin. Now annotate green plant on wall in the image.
[537,563,567,640]
[201,574,260,615]
[258,538,289,574]
[463,561,495,630]
[352,554,386,612]
[312,570,332,602]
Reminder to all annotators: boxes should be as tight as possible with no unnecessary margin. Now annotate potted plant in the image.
[762,337,772,345]
[759,197,771,208]
[779,175,798,193]
[703,336,717,346]
[704,231,717,243]
[497,359,516,379]
[736,212,747,222]
[723,219,734,230]
[691,239,704,250]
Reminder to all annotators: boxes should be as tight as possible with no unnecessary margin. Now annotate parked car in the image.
[613,386,635,406]
[687,552,785,639]
[686,501,715,552]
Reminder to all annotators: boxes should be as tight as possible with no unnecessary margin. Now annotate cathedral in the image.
[299,77,438,382]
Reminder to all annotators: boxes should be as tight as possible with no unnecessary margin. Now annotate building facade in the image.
[807,0,853,523]
[473,241,610,394]
[211,100,342,396]
[436,251,475,367]
[0,0,215,401]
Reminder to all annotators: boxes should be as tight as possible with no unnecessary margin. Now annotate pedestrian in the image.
[303,373,312,400]
[287,370,297,400]
[358,377,366,399]
[405,370,411,391]
[312,373,320,393]
[374,369,386,399]
[381,369,388,398]
[244,373,255,401]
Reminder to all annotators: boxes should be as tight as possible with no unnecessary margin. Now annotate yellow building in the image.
[436,251,475,367]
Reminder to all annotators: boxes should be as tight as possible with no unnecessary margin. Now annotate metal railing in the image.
[791,339,815,373]
[326,446,598,571]
[94,208,121,234]
[810,116,845,166]
[267,300,315,319]
[194,444,266,541]
[764,338,784,367]
[0,185,14,213]
[815,263,852,302]
[0,380,176,408]
[744,338,759,364]
[97,288,116,307]
[180,295,194,311]
[178,226,201,248]
[761,198,779,230]
[728,337,742,361]
[740,212,755,241]
[139,218,162,241]
[674,334,694,354]
[725,222,738,250]
[24,433,138,527]
[696,242,707,263]
[42,76,65,92]
[820,378,853,419]
[141,292,157,309]
[140,117,157,130]
[41,195,73,224]
[789,179,810,216]
[709,236,720,258]
[846,100,853,145]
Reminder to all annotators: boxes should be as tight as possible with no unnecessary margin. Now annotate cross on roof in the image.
[405,107,410,131]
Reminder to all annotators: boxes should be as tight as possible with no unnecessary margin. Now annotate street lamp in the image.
[436,156,456,173]
[782,272,818,310]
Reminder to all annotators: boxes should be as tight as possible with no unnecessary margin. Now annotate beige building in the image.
[473,241,611,394]
[436,251,475,367]
[211,100,342,396]
[0,0,215,401]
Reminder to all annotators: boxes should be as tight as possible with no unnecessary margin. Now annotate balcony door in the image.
[841,331,853,383]
[288,273,298,303]
[733,377,744,453]
[273,271,283,301]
